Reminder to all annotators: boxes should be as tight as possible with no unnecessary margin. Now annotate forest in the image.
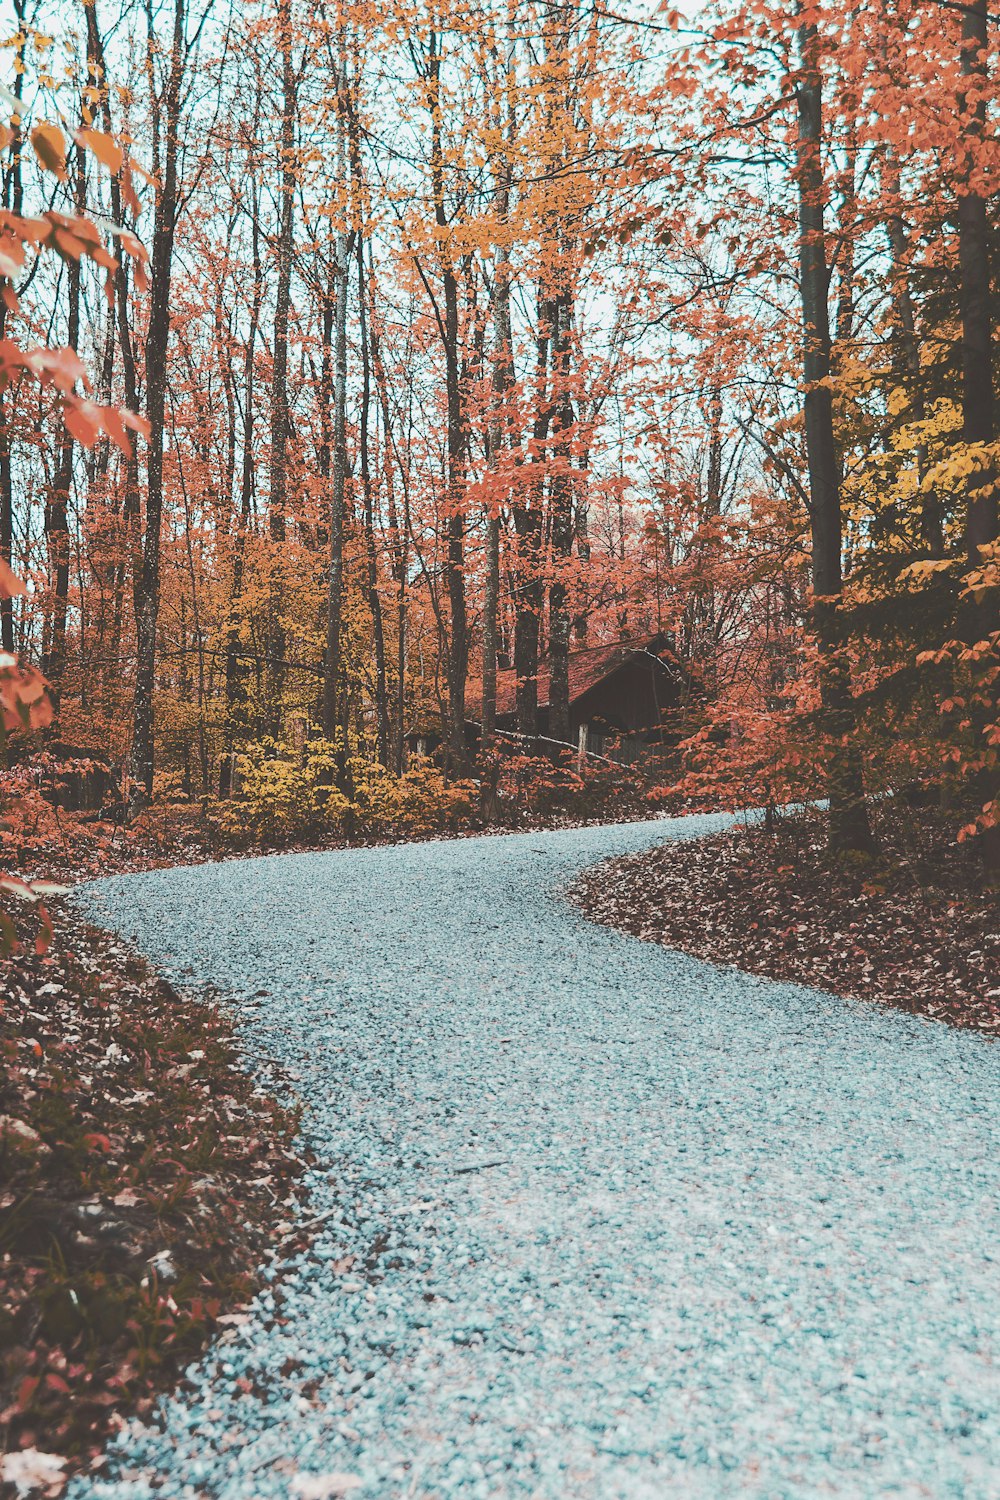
[0,0,994,872]
[1,1,999,1490]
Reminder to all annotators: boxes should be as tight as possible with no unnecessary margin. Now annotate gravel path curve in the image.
[69,816,999,1500]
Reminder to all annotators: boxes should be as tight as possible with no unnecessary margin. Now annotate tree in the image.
[793,8,873,854]
[130,0,189,807]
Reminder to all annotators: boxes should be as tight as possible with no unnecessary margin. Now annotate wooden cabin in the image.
[407,633,689,765]
[485,632,687,764]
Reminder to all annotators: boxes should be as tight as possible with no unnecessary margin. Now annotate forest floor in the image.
[570,801,1000,1037]
[4,798,997,1493]
[7,794,673,887]
[0,908,307,1497]
[50,817,1000,1499]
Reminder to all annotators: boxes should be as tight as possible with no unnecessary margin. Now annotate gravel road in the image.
[69,816,999,1499]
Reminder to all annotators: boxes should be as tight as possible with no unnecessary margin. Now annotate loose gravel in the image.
[68,815,999,1499]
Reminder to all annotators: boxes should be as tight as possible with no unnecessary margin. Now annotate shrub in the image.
[215,739,350,847]
[490,748,648,825]
[348,756,477,838]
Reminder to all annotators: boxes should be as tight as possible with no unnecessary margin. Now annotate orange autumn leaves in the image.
[0,113,151,455]
[0,558,50,737]
[0,111,149,755]
[0,118,149,957]
[0,556,56,959]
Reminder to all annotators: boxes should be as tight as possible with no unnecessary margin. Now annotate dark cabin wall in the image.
[490,651,686,756]
[571,657,681,737]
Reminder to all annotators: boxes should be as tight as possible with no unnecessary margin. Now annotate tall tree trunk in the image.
[482,152,513,748]
[957,0,998,868]
[795,14,873,856]
[958,0,996,582]
[357,235,390,764]
[572,468,591,643]
[84,0,142,712]
[884,155,942,557]
[43,139,86,714]
[547,289,574,745]
[0,21,24,657]
[367,273,408,772]
[264,0,296,738]
[514,294,552,738]
[0,387,14,654]
[129,0,185,809]
[427,33,468,768]
[227,187,262,726]
[322,84,349,742]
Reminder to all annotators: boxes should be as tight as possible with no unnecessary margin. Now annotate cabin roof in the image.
[472,632,677,719]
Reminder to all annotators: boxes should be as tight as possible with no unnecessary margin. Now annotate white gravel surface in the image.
[69,815,999,1499]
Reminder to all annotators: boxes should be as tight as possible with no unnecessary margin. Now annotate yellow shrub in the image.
[216,739,350,847]
[348,756,476,838]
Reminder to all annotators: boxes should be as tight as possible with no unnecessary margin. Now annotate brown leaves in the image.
[30,122,66,179]
[0,907,305,1483]
[0,655,53,735]
[572,807,1000,1037]
[0,557,25,600]
[63,398,150,456]
[74,127,124,175]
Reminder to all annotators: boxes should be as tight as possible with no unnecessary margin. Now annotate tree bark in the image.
[43,139,86,714]
[482,138,513,748]
[227,179,262,726]
[264,0,297,738]
[84,0,141,715]
[129,0,185,809]
[884,157,942,557]
[956,0,998,868]
[0,20,24,657]
[366,273,408,772]
[357,234,390,764]
[795,14,873,856]
[427,32,468,769]
[322,77,349,743]
[513,293,552,738]
[547,289,574,745]
[958,1,996,580]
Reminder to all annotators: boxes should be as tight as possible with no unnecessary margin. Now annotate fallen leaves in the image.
[0,907,307,1488]
[0,1448,67,1497]
[571,804,1000,1037]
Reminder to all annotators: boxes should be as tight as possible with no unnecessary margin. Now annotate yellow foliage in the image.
[216,739,350,846]
[348,756,476,838]
[215,745,476,847]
